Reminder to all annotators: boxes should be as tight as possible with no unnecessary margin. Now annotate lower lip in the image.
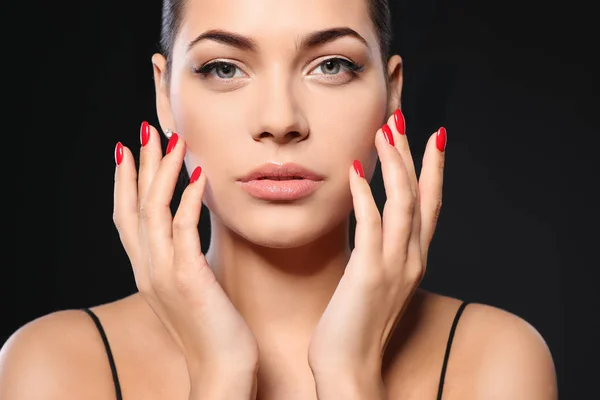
[239,179,322,201]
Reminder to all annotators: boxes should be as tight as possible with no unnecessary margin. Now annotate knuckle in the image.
[362,213,381,231]
[139,201,154,222]
[112,211,122,230]
[387,191,415,217]
[171,215,190,234]
[112,214,136,246]
[404,195,417,216]
[405,263,425,283]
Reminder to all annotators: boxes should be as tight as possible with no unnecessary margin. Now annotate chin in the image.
[238,205,345,248]
[208,197,350,249]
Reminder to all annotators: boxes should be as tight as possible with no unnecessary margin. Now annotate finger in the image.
[384,110,423,267]
[136,122,162,288]
[113,142,145,281]
[138,121,163,204]
[172,166,209,270]
[349,160,382,255]
[140,133,183,270]
[388,109,418,200]
[418,127,446,262]
[376,127,415,262]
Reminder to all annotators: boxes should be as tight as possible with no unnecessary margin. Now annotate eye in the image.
[193,61,246,79]
[309,57,365,77]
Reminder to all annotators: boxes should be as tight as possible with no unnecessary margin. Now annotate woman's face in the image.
[154,0,402,248]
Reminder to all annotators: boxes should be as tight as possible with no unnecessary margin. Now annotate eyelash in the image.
[192,57,365,81]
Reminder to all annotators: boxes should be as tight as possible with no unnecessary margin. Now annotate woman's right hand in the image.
[113,122,258,399]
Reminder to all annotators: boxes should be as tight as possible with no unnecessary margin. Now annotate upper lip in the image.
[238,162,325,182]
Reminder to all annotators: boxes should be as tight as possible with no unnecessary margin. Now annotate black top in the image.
[83,301,469,400]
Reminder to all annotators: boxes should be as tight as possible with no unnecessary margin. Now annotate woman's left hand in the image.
[308,110,447,399]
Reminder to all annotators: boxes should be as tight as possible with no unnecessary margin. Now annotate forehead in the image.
[177,0,375,49]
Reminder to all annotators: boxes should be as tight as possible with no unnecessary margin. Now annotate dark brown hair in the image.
[159,0,392,79]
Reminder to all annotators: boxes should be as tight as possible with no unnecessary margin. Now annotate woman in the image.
[0,0,557,398]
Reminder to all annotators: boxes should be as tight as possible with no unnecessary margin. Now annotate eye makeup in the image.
[192,57,365,86]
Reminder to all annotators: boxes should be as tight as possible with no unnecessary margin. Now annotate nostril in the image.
[257,131,304,141]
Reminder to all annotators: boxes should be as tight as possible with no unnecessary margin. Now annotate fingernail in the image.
[140,121,150,147]
[394,109,405,135]
[115,142,124,165]
[190,166,202,184]
[382,124,395,146]
[166,133,179,154]
[436,127,447,152]
[353,160,364,178]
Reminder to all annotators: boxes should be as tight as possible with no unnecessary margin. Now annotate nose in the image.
[251,72,309,144]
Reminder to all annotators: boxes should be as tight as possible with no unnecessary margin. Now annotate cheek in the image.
[170,84,226,149]
[170,82,245,179]
[304,76,387,174]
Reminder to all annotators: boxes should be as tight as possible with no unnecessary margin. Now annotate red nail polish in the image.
[394,109,406,135]
[382,124,395,146]
[353,160,364,178]
[166,133,179,154]
[140,121,150,147]
[436,127,447,152]
[190,166,202,183]
[115,142,124,165]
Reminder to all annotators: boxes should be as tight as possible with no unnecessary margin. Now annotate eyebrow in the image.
[186,27,370,53]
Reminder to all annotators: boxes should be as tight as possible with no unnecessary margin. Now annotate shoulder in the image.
[0,294,188,400]
[384,290,557,399]
[0,307,118,399]
[437,296,558,399]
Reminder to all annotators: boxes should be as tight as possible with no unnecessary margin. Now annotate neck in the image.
[205,213,352,340]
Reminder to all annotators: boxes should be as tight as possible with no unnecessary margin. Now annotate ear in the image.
[386,55,403,115]
[151,53,176,135]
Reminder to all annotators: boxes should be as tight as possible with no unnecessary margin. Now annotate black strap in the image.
[82,308,123,400]
[80,302,467,400]
[436,301,469,400]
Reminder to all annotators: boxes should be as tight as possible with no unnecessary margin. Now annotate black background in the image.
[3,0,596,398]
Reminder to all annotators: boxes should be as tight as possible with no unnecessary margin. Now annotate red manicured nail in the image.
[115,142,123,165]
[436,127,447,152]
[190,166,202,184]
[382,124,395,146]
[140,121,150,147]
[353,160,364,178]
[394,109,405,135]
[166,133,179,154]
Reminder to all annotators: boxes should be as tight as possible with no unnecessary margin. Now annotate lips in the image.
[237,162,324,201]
[238,162,324,183]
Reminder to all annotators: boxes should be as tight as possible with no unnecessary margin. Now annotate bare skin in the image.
[0,0,557,398]
[0,290,556,399]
